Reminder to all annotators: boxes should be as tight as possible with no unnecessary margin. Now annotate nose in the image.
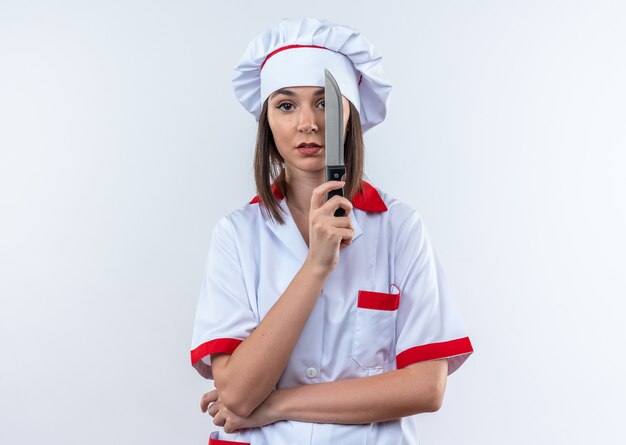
[297,106,320,134]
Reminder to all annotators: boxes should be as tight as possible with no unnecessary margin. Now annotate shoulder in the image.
[369,187,435,274]
[362,182,424,233]
[210,200,265,244]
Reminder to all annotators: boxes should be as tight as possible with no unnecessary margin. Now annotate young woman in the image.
[191,17,474,445]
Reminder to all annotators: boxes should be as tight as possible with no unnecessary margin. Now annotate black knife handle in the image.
[326,165,346,217]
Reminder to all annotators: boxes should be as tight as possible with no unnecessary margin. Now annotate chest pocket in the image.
[352,285,400,369]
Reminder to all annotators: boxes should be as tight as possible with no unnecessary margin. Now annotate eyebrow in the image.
[270,87,325,99]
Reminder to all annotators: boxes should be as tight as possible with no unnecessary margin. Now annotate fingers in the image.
[310,198,354,245]
[335,226,354,237]
[213,411,225,428]
[208,401,220,417]
[335,228,354,247]
[211,408,240,434]
[224,422,242,435]
[323,216,352,229]
[310,181,346,211]
[200,389,218,412]
[321,194,353,218]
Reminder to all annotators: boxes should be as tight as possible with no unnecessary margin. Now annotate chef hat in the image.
[232,17,392,132]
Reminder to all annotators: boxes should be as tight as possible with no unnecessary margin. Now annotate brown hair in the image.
[253,99,365,225]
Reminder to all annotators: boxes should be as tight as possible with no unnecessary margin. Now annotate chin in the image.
[288,162,325,173]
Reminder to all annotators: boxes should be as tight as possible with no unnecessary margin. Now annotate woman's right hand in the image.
[305,181,354,274]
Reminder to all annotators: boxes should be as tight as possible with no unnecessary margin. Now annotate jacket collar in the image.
[249,180,388,212]
[249,180,386,263]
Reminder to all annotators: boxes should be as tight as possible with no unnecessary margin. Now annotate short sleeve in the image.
[394,211,474,375]
[190,216,258,379]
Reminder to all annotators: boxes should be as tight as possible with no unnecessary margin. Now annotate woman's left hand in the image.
[201,389,278,434]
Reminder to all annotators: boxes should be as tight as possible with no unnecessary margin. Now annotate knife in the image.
[324,69,346,217]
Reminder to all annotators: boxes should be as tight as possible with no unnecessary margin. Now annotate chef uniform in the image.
[191,17,474,445]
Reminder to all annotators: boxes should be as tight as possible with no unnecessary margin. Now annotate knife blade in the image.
[324,68,346,217]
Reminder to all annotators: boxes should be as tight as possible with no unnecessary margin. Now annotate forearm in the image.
[266,362,447,424]
[218,260,328,416]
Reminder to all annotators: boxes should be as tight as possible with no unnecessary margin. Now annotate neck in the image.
[283,168,325,214]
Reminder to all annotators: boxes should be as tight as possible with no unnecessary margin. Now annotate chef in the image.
[191,17,474,445]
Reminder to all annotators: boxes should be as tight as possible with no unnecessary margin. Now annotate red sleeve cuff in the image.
[190,338,243,365]
[396,337,474,369]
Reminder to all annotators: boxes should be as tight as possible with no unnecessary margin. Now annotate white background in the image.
[1,1,625,444]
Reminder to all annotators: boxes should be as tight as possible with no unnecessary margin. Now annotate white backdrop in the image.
[1,1,625,444]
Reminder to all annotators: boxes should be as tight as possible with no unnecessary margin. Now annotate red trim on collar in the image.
[352,181,388,212]
[249,182,284,204]
[249,180,388,213]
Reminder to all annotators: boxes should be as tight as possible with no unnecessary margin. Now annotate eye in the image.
[317,99,325,109]
[277,102,294,111]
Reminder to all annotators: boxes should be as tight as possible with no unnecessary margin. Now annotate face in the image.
[267,86,350,175]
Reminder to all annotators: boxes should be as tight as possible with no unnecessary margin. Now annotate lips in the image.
[297,142,322,148]
[296,145,322,155]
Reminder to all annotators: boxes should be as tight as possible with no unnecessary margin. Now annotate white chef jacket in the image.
[191,181,474,445]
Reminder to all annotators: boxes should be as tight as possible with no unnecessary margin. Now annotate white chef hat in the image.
[232,17,392,132]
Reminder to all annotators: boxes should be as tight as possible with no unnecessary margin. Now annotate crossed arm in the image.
[202,355,448,433]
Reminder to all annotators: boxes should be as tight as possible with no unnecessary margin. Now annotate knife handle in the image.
[326,165,346,217]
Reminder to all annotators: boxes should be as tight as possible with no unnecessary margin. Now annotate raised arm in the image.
[211,181,353,418]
